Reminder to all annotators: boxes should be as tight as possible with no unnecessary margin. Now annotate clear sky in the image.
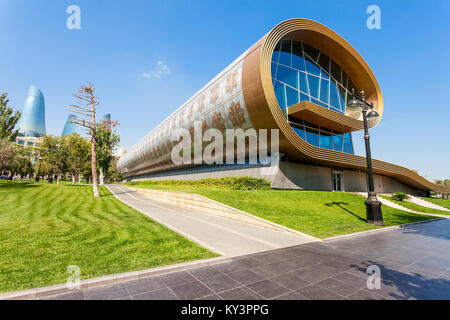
[0,0,449,180]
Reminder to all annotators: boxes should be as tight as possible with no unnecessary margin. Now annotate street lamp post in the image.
[347,90,385,226]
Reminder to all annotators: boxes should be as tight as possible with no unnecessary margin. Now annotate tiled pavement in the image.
[42,219,450,300]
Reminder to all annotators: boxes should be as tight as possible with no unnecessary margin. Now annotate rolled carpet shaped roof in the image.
[118,18,448,193]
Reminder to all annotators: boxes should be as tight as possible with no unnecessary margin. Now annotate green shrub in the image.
[128,176,271,190]
[391,192,409,201]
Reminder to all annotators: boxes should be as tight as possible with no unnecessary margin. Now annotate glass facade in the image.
[272,40,355,154]
[290,119,354,153]
[61,114,82,136]
[17,85,46,138]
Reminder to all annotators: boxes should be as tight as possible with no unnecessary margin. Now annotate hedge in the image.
[127,176,271,190]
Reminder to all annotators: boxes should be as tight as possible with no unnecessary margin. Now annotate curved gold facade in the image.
[118,18,448,193]
[242,18,446,193]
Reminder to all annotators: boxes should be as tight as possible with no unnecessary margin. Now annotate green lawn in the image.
[422,197,450,210]
[0,183,217,293]
[379,195,450,215]
[127,184,435,239]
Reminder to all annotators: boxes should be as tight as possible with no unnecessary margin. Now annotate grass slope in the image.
[423,197,450,210]
[379,195,450,215]
[128,184,434,239]
[0,183,217,293]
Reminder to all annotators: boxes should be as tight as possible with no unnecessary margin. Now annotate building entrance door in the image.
[332,172,343,192]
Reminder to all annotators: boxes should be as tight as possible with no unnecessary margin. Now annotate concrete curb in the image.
[323,218,443,242]
[408,196,450,212]
[357,193,450,219]
[0,256,232,300]
[106,185,228,255]
[127,185,319,241]
[192,193,319,241]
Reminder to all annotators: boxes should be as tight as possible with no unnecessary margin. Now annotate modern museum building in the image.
[117,19,448,196]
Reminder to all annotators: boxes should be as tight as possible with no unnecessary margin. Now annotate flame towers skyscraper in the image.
[17,85,46,137]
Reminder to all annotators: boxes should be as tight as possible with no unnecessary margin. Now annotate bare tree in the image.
[67,83,100,198]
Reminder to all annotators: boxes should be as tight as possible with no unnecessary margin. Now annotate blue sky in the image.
[0,0,449,180]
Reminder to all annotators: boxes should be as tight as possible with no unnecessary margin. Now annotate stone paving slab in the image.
[38,219,450,300]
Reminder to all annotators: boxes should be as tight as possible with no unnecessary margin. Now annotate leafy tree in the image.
[65,133,91,183]
[435,179,450,186]
[39,135,69,184]
[108,157,123,182]
[9,155,33,178]
[96,122,120,185]
[35,159,52,178]
[0,138,17,174]
[0,93,21,141]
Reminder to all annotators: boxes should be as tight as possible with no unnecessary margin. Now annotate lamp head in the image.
[367,110,380,121]
[347,98,363,111]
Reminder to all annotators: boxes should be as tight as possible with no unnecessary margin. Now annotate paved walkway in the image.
[42,219,450,300]
[106,185,315,256]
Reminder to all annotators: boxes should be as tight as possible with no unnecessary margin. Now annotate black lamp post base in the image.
[365,192,385,226]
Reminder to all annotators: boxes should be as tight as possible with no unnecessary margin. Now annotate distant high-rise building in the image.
[17,85,46,137]
[61,114,82,136]
[101,114,112,130]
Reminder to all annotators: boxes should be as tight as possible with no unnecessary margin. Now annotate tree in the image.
[39,135,69,184]
[9,155,33,178]
[0,138,17,174]
[35,158,52,178]
[435,179,450,186]
[0,93,21,141]
[65,133,90,184]
[67,84,100,197]
[108,157,123,182]
[96,121,120,185]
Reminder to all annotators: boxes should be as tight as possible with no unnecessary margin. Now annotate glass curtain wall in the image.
[272,40,355,154]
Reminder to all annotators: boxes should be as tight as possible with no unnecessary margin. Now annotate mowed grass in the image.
[379,195,450,215]
[127,184,435,239]
[423,197,450,210]
[0,183,217,293]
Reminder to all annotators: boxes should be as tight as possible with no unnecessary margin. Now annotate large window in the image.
[272,40,357,113]
[273,40,356,154]
[289,119,354,154]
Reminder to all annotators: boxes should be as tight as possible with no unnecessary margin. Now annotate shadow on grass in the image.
[0,182,43,189]
[63,184,89,187]
[325,201,367,222]
[100,192,114,198]
[61,184,114,198]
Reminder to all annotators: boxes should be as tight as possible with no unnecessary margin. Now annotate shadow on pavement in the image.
[354,261,450,300]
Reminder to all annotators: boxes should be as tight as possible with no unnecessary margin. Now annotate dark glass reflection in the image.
[288,118,355,154]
